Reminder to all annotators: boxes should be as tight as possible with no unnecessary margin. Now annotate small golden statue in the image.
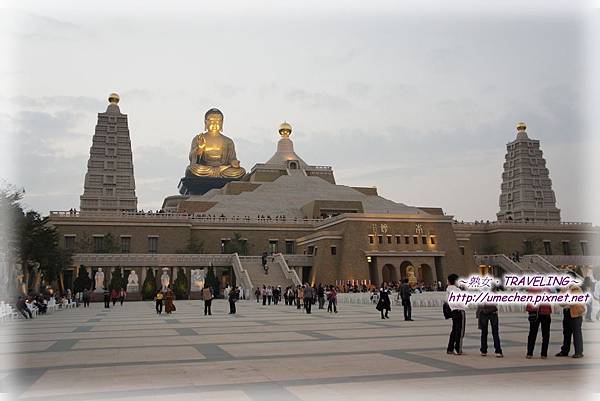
[186,108,246,178]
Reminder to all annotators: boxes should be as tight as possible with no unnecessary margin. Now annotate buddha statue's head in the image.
[204,108,224,133]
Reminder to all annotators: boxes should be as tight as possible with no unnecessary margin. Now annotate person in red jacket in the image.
[526,288,553,359]
[111,288,119,306]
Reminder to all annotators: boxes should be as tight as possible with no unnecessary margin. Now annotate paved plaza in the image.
[1,300,599,400]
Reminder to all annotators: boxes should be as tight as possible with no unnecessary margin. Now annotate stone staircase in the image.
[238,255,297,291]
[475,254,527,274]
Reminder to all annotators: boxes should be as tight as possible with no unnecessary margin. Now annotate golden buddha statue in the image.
[186,108,246,178]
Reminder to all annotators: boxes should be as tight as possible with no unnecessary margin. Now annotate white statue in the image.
[94,268,104,292]
[127,270,139,292]
[160,268,170,291]
[128,270,139,285]
[191,269,206,292]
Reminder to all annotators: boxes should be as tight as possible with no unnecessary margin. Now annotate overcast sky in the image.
[1,0,598,223]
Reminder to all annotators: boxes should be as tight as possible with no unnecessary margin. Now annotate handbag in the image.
[376,299,384,311]
[443,302,452,319]
[527,311,538,322]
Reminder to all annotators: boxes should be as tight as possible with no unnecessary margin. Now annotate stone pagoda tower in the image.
[497,122,560,223]
[79,93,137,212]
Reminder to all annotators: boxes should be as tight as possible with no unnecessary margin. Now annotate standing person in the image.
[111,288,118,306]
[327,285,338,313]
[446,273,467,355]
[476,301,503,357]
[303,283,315,314]
[556,274,585,358]
[400,279,413,321]
[262,285,267,306]
[118,288,126,306]
[273,286,280,305]
[288,287,295,307]
[283,286,289,305]
[582,276,594,323]
[82,288,90,308]
[103,288,111,309]
[202,284,214,316]
[155,291,164,315]
[229,286,239,314]
[164,288,176,314]
[377,283,391,319]
[255,287,261,303]
[526,292,552,359]
[266,286,273,305]
[317,284,325,309]
[296,285,304,310]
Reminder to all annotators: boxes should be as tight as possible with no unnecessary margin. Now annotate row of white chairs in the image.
[0,297,78,322]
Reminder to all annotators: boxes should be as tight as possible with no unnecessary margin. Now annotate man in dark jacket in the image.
[228,287,240,314]
[303,284,315,314]
[400,279,413,321]
[476,302,503,357]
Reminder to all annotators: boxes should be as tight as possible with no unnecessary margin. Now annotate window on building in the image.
[524,240,534,255]
[148,237,159,253]
[459,246,465,255]
[368,235,374,244]
[285,240,295,254]
[330,246,337,255]
[307,245,315,255]
[377,235,383,244]
[64,235,75,251]
[430,236,436,245]
[404,236,410,245]
[561,241,571,256]
[543,241,552,256]
[93,236,104,253]
[395,236,401,245]
[421,236,427,245]
[121,236,131,253]
[269,240,279,254]
[413,236,418,245]
[580,241,588,256]
[387,235,392,244]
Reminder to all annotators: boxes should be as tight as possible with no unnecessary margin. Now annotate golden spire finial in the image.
[108,92,120,104]
[516,121,526,132]
[279,121,292,138]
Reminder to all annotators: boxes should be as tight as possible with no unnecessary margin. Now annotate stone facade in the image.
[80,93,137,212]
[497,122,560,222]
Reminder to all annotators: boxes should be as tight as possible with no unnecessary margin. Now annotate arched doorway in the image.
[418,263,435,289]
[399,260,413,281]
[381,264,398,284]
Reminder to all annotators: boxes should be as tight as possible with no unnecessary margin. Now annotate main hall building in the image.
[47,94,600,298]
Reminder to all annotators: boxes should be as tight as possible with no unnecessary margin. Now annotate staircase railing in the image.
[475,254,526,274]
[273,253,302,286]
[523,254,583,279]
[231,253,253,299]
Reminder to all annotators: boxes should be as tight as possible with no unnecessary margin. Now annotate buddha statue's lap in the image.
[185,108,246,179]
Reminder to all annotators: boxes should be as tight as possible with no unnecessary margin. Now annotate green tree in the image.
[223,232,248,255]
[101,233,121,254]
[173,267,188,300]
[73,265,92,293]
[110,269,125,291]
[205,265,219,297]
[176,237,205,254]
[142,268,157,300]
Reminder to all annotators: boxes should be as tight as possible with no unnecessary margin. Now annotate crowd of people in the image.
[252,283,339,314]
